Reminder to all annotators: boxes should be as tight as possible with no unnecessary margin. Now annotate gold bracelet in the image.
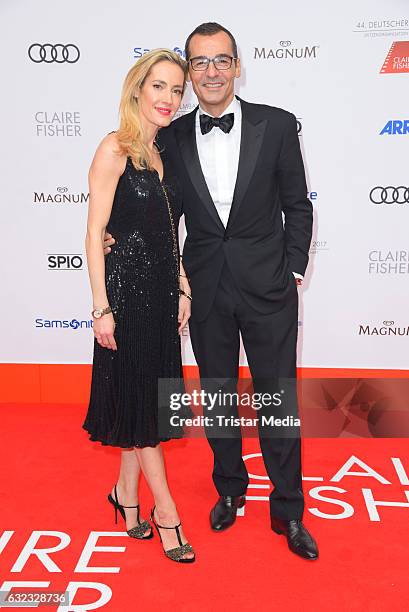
[179,289,192,301]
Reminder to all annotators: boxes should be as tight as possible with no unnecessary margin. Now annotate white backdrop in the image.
[1,0,408,368]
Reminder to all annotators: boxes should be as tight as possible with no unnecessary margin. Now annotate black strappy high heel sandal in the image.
[107,484,153,539]
[150,506,195,563]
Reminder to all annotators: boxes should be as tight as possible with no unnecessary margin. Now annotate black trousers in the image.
[188,262,304,521]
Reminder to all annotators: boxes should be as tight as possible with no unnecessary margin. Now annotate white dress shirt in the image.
[195,97,303,280]
[195,96,241,228]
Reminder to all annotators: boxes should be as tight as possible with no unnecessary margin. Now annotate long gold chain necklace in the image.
[161,182,180,277]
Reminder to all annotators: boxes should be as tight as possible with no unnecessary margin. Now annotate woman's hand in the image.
[178,294,191,333]
[93,312,117,350]
[103,232,116,255]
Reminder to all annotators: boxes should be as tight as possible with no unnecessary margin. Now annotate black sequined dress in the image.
[82,154,185,448]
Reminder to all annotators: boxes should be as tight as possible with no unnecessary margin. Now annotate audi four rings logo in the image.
[28,44,80,63]
[370,186,409,204]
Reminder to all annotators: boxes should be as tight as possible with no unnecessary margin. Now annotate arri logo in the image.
[47,254,83,270]
[380,41,409,73]
[379,120,409,135]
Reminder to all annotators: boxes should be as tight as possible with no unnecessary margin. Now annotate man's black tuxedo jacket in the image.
[158,96,313,322]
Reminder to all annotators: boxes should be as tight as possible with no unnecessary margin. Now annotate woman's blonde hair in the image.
[116,49,187,170]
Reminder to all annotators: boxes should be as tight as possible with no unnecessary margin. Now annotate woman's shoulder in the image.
[98,131,123,155]
[91,132,127,177]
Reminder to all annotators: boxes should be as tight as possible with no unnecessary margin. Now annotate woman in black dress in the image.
[82,49,195,563]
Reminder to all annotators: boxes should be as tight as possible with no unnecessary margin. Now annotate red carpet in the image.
[1,403,408,611]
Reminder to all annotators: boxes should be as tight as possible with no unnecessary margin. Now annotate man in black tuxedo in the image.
[106,22,318,559]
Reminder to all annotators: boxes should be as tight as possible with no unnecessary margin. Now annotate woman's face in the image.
[137,60,184,130]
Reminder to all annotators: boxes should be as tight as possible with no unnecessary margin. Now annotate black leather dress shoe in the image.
[210,495,246,531]
[271,517,318,560]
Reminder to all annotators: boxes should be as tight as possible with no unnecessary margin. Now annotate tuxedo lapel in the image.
[226,99,267,230]
[175,112,225,231]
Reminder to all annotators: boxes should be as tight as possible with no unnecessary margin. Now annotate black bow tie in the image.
[200,112,234,135]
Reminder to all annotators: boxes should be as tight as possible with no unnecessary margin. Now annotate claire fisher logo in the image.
[28,43,80,63]
[353,18,408,39]
[35,317,93,330]
[35,111,81,136]
[380,41,409,73]
[359,320,409,337]
[368,250,409,274]
[254,40,319,60]
[33,186,89,205]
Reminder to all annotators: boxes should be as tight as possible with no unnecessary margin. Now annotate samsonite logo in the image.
[379,120,409,135]
[35,318,93,329]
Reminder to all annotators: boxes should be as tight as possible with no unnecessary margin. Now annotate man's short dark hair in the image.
[184,22,238,60]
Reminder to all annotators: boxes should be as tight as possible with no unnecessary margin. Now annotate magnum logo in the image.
[254,41,319,60]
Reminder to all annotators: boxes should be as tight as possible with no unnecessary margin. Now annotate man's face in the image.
[187,31,241,114]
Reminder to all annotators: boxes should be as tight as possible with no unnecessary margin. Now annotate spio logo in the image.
[47,254,83,270]
[369,186,409,204]
[28,43,80,63]
[380,120,409,135]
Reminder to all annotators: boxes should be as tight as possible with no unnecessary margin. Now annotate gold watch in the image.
[91,306,112,319]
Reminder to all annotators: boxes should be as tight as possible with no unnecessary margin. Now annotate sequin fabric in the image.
[127,520,152,539]
[165,542,195,561]
[82,155,185,448]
